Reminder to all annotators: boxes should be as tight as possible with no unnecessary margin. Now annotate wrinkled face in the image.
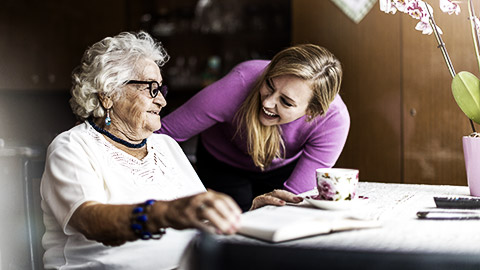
[111,58,166,139]
[258,75,313,126]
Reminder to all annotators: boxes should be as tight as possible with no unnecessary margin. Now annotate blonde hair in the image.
[235,44,343,170]
[70,31,169,120]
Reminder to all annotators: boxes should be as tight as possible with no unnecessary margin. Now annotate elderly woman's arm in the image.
[70,190,241,246]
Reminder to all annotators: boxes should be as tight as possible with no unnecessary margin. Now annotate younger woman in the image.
[158,44,350,211]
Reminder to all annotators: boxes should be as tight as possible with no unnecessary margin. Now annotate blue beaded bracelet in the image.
[130,199,166,240]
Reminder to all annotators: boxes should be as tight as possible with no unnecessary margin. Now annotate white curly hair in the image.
[70,31,169,120]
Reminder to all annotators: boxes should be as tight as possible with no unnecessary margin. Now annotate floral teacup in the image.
[315,168,359,201]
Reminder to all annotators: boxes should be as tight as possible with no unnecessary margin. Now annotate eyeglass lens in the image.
[150,82,168,99]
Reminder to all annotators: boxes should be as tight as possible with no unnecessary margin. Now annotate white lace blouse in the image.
[41,121,206,269]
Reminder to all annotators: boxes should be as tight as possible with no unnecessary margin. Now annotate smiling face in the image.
[258,75,313,126]
[108,58,166,141]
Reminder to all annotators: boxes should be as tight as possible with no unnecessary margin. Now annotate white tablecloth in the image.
[217,182,480,254]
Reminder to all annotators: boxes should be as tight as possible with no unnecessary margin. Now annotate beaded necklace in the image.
[88,119,147,149]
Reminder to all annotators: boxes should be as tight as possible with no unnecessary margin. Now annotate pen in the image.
[417,210,480,220]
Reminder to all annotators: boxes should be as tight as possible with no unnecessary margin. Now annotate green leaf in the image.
[451,71,480,124]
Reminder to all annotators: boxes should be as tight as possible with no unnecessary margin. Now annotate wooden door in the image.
[402,4,476,185]
[292,0,478,185]
[293,0,402,183]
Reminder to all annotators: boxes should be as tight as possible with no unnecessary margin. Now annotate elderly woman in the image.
[40,31,301,270]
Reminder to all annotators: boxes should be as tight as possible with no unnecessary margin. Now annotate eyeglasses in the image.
[125,80,168,99]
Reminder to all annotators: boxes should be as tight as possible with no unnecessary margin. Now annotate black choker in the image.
[88,119,147,149]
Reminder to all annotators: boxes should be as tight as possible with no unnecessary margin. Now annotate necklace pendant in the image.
[105,116,111,126]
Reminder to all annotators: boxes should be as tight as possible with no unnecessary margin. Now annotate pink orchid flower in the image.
[380,0,398,14]
[406,1,429,20]
[392,0,411,13]
[475,16,480,31]
[439,0,461,15]
[415,20,443,35]
[380,0,444,35]
[408,1,444,35]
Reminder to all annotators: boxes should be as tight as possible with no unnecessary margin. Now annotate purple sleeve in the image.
[157,60,267,141]
[283,98,350,194]
[158,69,246,141]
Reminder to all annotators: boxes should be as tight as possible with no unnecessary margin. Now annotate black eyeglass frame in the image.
[125,80,168,99]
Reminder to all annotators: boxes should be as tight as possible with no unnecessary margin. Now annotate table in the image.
[187,182,480,270]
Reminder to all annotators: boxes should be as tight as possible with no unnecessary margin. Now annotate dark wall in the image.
[0,0,138,148]
[0,0,291,149]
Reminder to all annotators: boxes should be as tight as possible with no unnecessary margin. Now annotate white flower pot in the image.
[463,136,480,196]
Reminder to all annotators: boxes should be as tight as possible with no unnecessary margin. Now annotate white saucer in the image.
[305,198,363,210]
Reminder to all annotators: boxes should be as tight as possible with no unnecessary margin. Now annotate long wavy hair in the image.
[234,44,343,170]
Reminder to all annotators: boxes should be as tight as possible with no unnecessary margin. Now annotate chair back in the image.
[23,159,45,270]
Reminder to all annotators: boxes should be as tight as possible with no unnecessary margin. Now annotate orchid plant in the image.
[380,0,480,134]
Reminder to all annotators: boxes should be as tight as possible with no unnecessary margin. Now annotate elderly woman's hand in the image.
[250,189,303,211]
[160,190,242,235]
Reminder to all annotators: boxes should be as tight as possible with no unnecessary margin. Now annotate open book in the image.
[238,205,381,243]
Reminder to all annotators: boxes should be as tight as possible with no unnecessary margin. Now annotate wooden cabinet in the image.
[293,1,476,185]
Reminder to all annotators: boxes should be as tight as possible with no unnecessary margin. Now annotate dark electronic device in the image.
[434,196,480,209]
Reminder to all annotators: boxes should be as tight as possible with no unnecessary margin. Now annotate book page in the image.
[239,205,380,242]
[239,206,327,242]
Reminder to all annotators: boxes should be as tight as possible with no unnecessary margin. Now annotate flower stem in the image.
[470,118,477,133]
[467,1,479,133]
[468,0,480,73]
[425,2,476,133]
[426,7,456,78]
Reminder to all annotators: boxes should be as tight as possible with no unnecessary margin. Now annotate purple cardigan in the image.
[157,60,350,194]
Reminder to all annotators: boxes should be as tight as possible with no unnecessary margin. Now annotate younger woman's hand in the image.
[250,189,303,211]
